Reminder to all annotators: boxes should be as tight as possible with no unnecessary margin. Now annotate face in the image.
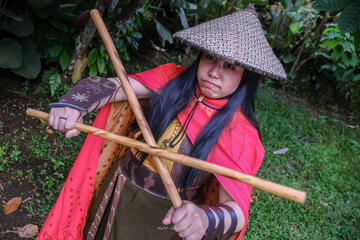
[197,53,244,99]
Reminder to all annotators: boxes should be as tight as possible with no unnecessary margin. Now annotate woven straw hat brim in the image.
[173,9,287,81]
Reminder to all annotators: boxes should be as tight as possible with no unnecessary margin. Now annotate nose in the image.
[208,63,221,79]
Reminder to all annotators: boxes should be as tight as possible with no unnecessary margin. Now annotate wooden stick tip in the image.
[26,108,35,115]
[300,192,307,204]
[90,9,100,16]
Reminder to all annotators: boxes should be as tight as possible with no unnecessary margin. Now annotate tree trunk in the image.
[63,0,105,84]
[63,0,145,85]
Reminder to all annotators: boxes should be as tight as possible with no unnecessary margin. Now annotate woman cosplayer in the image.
[38,6,286,240]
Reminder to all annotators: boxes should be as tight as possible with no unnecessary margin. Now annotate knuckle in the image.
[178,231,186,238]
[185,235,195,240]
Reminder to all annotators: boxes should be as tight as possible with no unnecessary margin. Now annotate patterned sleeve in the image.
[129,63,186,92]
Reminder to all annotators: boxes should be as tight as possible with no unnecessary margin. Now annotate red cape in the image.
[36,105,111,240]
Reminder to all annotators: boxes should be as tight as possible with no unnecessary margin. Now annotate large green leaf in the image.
[117,39,130,61]
[26,0,56,10]
[199,0,210,8]
[182,0,197,10]
[290,22,302,34]
[321,39,341,49]
[154,19,173,47]
[97,57,105,74]
[89,64,97,76]
[42,69,62,96]
[60,50,70,71]
[349,52,358,67]
[314,0,352,12]
[178,7,189,29]
[0,8,23,21]
[131,32,142,39]
[27,0,58,18]
[100,44,107,57]
[354,31,360,51]
[87,48,98,67]
[2,16,34,37]
[242,0,267,6]
[353,74,360,81]
[0,38,22,69]
[338,1,360,33]
[48,44,63,58]
[50,20,69,33]
[11,39,41,79]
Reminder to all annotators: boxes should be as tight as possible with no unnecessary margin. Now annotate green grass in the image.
[0,123,87,223]
[245,84,360,239]
[23,130,87,220]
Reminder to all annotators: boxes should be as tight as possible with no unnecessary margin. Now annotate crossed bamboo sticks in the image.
[26,9,306,206]
[27,108,306,204]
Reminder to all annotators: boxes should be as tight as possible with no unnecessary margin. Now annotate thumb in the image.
[65,129,81,138]
[162,207,175,225]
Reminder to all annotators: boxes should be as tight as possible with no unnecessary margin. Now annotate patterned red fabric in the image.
[131,63,264,239]
[36,105,111,240]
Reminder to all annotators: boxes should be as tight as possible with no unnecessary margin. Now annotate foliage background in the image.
[0,0,359,119]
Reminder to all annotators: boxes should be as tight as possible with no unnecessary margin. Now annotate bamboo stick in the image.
[27,108,307,204]
[89,9,182,208]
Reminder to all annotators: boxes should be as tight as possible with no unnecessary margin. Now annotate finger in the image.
[162,207,175,225]
[53,117,60,130]
[64,118,76,131]
[173,215,192,233]
[48,111,54,126]
[183,231,206,240]
[172,207,187,224]
[178,223,203,239]
[65,110,82,131]
[65,129,80,138]
[58,118,67,131]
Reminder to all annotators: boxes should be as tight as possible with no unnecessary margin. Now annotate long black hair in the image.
[143,54,261,188]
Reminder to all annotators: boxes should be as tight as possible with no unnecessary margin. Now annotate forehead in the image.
[201,53,234,64]
[200,53,244,71]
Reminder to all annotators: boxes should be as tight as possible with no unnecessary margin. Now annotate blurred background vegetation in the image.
[0,0,359,119]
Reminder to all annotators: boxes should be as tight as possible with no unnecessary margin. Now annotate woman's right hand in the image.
[48,107,83,138]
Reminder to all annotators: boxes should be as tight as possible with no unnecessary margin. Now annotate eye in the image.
[224,62,235,70]
[205,54,216,62]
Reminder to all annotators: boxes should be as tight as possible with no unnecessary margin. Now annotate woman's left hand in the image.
[162,201,208,240]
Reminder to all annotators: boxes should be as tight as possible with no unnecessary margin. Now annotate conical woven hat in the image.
[173,7,287,80]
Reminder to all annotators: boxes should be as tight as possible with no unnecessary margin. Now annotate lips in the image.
[201,80,218,89]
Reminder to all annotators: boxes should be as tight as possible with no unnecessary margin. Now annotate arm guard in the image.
[50,76,117,114]
[200,203,238,240]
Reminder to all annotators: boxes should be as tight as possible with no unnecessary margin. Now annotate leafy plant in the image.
[260,0,360,118]
[9,145,21,162]
[319,24,359,82]
[0,9,41,79]
[40,68,71,99]
[41,18,78,68]
[86,44,114,77]
[314,0,360,33]
[314,0,360,51]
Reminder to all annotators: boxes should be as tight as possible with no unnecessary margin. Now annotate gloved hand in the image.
[48,106,83,138]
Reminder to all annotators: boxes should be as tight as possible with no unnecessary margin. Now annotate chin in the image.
[204,92,219,99]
